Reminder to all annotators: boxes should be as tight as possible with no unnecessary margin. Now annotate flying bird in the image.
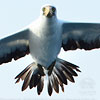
[0,5,100,96]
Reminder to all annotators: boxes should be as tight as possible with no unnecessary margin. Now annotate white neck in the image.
[39,15,57,25]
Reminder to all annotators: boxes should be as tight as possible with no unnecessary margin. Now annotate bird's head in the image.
[41,5,57,18]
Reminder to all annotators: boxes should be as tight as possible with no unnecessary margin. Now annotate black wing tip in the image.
[0,46,30,65]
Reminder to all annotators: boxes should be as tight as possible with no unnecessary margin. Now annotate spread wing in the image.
[0,28,30,65]
[62,22,100,51]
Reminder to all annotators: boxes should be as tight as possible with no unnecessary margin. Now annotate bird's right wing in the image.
[62,22,100,51]
[0,28,30,65]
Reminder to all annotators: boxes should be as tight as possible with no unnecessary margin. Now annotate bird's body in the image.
[29,16,62,67]
[0,5,100,96]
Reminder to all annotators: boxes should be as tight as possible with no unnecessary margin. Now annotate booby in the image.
[0,5,100,96]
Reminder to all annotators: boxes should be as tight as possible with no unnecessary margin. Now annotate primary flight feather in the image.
[0,5,100,96]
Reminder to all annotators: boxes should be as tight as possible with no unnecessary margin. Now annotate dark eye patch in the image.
[52,7,56,12]
[42,7,46,12]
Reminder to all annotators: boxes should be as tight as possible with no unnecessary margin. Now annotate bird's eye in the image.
[52,7,56,12]
[42,7,46,12]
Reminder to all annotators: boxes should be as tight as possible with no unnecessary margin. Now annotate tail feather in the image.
[60,84,64,92]
[56,76,64,92]
[29,72,41,89]
[48,77,53,96]
[54,67,68,85]
[54,73,64,92]
[22,70,32,91]
[61,66,75,82]
[15,58,81,96]
[37,77,44,95]
[51,73,59,93]
[60,59,81,72]
[61,63,78,76]
[15,64,33,83]
[47,71,64,95]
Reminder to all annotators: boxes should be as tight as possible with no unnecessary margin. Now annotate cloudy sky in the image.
[0,0,100,100]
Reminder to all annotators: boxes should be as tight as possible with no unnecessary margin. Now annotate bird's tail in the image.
[15,58,81,96]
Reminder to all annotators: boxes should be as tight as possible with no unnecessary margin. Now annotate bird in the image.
[0,5,100,96]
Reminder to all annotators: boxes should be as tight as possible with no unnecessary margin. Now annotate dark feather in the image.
[60,60,79,68]
[61,63,78,76]
[47,60,56,76]
[60,60,81,72]
[60,84,64,92]
[37,77,44,95]
[62,68,75,83]
[0,45,29,65]
[48,78,53,96]
[29,72,41,89]
[54,67,67,85]
[15,78,20,83]
[51,74,59,93]
[15,64,31,79]
[54,69,63,84]
[22,70,32,91]
[62,23,100,51]
[0,29,30,65]
[75,68,81,72]
[55,75,64,92]
[65,66,78,76]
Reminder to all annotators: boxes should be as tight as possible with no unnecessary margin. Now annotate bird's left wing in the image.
[0,28,30,65]
[62,22,100,51]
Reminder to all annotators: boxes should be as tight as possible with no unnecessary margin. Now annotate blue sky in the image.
[0,0,100,99]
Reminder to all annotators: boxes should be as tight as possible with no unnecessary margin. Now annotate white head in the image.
[40,5,57,18]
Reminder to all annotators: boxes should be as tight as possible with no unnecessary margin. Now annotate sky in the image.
[0,0,100,100]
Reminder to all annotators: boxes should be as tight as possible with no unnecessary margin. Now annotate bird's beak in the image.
[44,7,54,18]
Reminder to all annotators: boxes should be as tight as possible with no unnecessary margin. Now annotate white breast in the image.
[29,17,62,67]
